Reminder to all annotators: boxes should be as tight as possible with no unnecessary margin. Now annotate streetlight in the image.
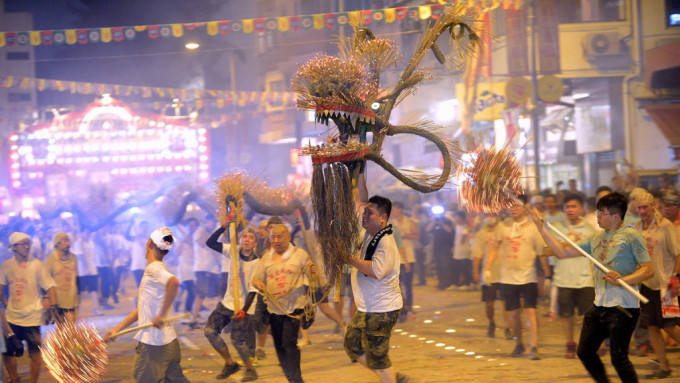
[185,42,200,50]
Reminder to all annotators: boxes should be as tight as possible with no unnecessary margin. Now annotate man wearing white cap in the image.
[104,227,189,383]
[0,232,57,383]
[45,232,79,323]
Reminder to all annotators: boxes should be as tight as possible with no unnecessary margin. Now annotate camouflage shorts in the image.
[344,309,401,370]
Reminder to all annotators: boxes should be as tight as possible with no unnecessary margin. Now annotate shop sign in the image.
[455,82,506,121]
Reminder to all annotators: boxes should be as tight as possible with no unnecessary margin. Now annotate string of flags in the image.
[0,75,298,109]
[0,1,523,47]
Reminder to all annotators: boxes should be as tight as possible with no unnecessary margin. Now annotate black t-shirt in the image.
[430,216,454,250]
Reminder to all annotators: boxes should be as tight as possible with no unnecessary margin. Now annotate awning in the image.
[645,41,680,94]
[643,103,680,146]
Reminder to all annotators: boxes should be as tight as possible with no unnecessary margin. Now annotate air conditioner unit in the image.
[583,32,623,57]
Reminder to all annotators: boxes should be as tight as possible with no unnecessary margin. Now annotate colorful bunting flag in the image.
[207,21,218,36]
[0,3,515,47]
[219,21,230,35]
[41,31,53,45]
[159,25,172,38]
[278,17,289,32]
[101,28,112,43]
[30,31,41,46]
[290,16,301,31]
[172,24,183,37]
[17,32,29,46]
[243,19,254,33]
[254,19,266,33]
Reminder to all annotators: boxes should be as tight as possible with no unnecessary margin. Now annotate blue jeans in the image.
[577,305,640,383]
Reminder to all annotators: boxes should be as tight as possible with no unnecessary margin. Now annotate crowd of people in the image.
[0,174,680,382]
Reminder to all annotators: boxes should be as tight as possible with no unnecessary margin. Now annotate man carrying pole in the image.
[204,221,260,381]
[531,192,653,383]
[104,227,189,383]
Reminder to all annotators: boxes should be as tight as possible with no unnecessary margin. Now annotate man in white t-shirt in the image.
[204,225,260,381]
[632,192,680,379]
[484,195,550,361]
[345,172,405,383]
[549,194,597,359]
[252,224,311,383]
[472,215,511,339]
[75,230,102,317]
[0,232,57,383]
[45,232,79,323]
[105,227,188,383]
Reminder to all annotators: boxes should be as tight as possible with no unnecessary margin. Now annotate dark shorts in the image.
[481,283,502,302]
[133,338,189,383]
[3,323,41,355]
[641,284,676,328]
[78,274,98,293]
[344,309,401,370]
[195,271,220,298]
[558,286,595,317]
[314,285,332,304]
[500,283,538,311]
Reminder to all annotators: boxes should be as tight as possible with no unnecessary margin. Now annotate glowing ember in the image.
[42,321,109,383]
[456,145,523,214]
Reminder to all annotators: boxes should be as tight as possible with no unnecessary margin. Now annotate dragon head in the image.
[291,33,400,146]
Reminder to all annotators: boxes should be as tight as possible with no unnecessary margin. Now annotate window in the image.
[556,0,625,23]
[8,93,31,103]
[6,52,29,61]
[668,0,680,26]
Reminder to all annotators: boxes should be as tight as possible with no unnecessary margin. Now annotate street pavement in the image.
[14,280,680,382]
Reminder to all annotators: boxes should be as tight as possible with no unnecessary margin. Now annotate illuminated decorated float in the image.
[6,95,209,222]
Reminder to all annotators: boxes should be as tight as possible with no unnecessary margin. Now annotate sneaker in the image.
[529,347,541,360]
[242,368,258,382]
[504,328,514,340]
[644,369,671,379]
[566,341,576,359]
[510,343,526,357]
[250,356,259,366]
[93,309,104,317]
[487,323,496,338]
[256,348,267,360]
[216,362,241,380]
[102,303,114,310]
[396,372,411,383]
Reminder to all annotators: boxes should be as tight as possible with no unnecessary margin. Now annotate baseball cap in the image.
[150,227,175,251]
